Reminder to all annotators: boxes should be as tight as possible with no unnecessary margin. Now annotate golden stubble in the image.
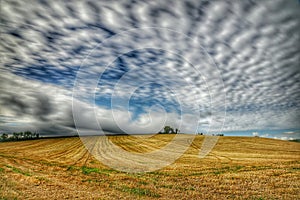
[0,135,299,199]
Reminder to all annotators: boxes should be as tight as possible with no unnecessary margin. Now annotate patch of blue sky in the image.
[13,64,80,87]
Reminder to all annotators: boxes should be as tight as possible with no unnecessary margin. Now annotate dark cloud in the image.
[1,95,30,116]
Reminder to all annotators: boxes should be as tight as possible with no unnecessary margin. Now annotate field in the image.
[0,135,299,199]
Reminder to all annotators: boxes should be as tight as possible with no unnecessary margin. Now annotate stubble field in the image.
[0,135,299,199]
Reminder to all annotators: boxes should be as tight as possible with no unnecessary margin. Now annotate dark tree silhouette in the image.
[1,133,8,140]
[13,132,20,140]
[163,126,171,134]
[1,131,40,142]
[161,126,178,134]
[24,131,32,139]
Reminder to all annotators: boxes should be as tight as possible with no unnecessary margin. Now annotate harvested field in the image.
[0,135,299,199]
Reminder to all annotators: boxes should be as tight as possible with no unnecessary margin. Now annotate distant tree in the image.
[1,131,40,142]
[1,133,8,141]
[161,126,179,134]
[13,132,20,140]
[32,132,39,139]
[19,132,24,139]
[24,131,32,139]
[163,126,171,134]
[170,127,174,134]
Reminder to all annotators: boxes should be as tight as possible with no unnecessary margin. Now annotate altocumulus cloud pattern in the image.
[0,0,300,140]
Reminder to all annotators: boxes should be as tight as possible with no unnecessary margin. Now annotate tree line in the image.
[159,126,180,134]
[198,133,224,136]
[0,131,39,142]
[159,126,224,136]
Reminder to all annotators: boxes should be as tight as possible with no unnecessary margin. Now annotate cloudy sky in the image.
[0,0,299,140]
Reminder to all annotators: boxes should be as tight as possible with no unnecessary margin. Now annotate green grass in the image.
[81,166,100,175]
[0,167,4,173]
[80,166,111,176]
[117,185,161,197]
[5,165,31,176]
[66,165,117,176]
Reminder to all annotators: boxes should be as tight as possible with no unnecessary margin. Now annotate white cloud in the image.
[0,0,299,136]
[274,136,294,141]
[252,132,259,137]
[284,131,295,135]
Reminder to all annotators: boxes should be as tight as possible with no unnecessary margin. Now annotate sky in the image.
[0,0,299,140]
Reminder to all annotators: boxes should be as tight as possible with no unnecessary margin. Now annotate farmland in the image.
[0,135,299,199]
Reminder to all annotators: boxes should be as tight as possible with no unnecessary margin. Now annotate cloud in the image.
[252,132,259,137]
[0,0,299,137]
[0,71,203,135]
[274,136,294,141]
[250,130,300,140]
